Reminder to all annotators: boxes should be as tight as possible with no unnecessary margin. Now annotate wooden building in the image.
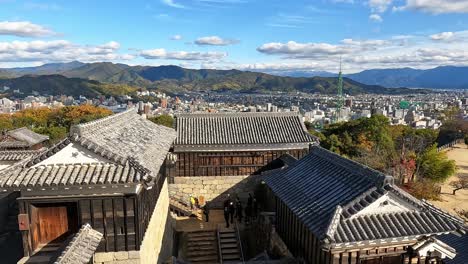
[262,146,466,264]
[0,108,176,263]
[171,112,318,178]
[0,127,49,150]
[0,127,49,170]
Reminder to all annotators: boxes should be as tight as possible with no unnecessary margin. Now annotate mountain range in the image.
[280,66,468,89]
[0,61,437,97]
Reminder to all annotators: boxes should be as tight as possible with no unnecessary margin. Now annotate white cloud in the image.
[194,36,239,46]
[255,31,468,72]
[394,0,468,14]
[140,49,227,60]
[257,40,389,59]
[162,0,185,8]
[369,0,393,13]
[0,40,133,62]
[0,21,55,37]
[171,35,183,40]
[369,14,383,22]
[430,32,454,41]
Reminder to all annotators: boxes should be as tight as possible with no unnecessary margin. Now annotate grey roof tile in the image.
[174,112,317,151]
[54,224,103,264]
[264,146,465,246]
[0,161,144,189]
[0,150,42,161]
[0,127,49,148]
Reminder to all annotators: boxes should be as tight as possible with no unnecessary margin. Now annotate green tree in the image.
[148,114,174,128]
[417,144,456,183]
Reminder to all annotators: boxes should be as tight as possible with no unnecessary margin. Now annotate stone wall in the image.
[169,174,262,208]
[139,179,174,264]
[94,251,141,264]
[94,179,174,264]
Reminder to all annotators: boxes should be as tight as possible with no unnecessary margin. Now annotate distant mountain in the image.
[255,70,336,78]
[346,66,468,89]
[0,62,431,95]
[0,75,138,98]
[5,61,85,76]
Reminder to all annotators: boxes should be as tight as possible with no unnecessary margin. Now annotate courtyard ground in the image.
[431,143,468,220]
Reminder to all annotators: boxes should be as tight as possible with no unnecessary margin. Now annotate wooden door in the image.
[30,205,69,251]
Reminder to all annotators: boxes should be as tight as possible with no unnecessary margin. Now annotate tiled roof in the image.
[0,150,42,161]
[0,108,176,190]
[70,108,176,175]
[438,233,468,264]
[174,112,317,151]
[264,146,465,247]
[1,127,49,148]
[55,224,103,264]
[0,161,145,189]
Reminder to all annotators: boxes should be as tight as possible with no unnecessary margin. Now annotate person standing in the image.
[203,202,210,223]
[245,203,252,225]
[235,198,243,222]
[190,195,196,210]
[223,198,231,228]
[253,195,258,219]
[229,199,235,224]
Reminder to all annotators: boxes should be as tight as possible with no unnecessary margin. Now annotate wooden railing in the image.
[437,138,464,152]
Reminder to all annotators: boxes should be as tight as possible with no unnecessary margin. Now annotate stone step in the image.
[187,250,218,257]
[188,236,216,242]
[222,253,241,260]
[187,231,215,238]
[220,238,237,244]
[220,233,236,238]
[218,228,235,233]
[187,240,217,247]
[187,245,217,251]
[220,242,238,249]
[187,255,218,262]
[221,248,239,254]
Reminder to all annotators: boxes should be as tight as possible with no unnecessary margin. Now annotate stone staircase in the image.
[185,231,219,264]
[217,227,243,263]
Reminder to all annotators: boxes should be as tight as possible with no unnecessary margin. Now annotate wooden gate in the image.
[30,204,76,252]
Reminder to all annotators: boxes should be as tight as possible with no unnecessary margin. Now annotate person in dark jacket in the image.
[203,202,210,222]
[229,199,235,224]
[223,198,231,228]
[235,198,243,222]
[253,195,258,219]
[245,203,252,225]
[247,193,253,208]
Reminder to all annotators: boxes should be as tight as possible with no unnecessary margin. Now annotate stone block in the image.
[114,251,129,260]
[94,252,114,263]
[182,188,192,194]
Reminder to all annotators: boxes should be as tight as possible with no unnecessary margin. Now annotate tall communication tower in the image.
[333,57,344,123]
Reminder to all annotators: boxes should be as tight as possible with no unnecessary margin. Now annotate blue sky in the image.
[1,0,468,73]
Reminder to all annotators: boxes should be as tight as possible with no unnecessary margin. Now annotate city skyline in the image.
[0,0,468,73]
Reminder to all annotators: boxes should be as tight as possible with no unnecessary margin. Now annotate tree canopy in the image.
[0,105,112,144]
[311,115,457,198]
[147,114,174,128]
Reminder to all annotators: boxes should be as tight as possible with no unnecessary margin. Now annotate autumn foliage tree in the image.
[0,105,112,144]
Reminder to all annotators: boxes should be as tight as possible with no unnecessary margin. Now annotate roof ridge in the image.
[422,200,466,226]
[176,111,301,118]
[70,107,138,137]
